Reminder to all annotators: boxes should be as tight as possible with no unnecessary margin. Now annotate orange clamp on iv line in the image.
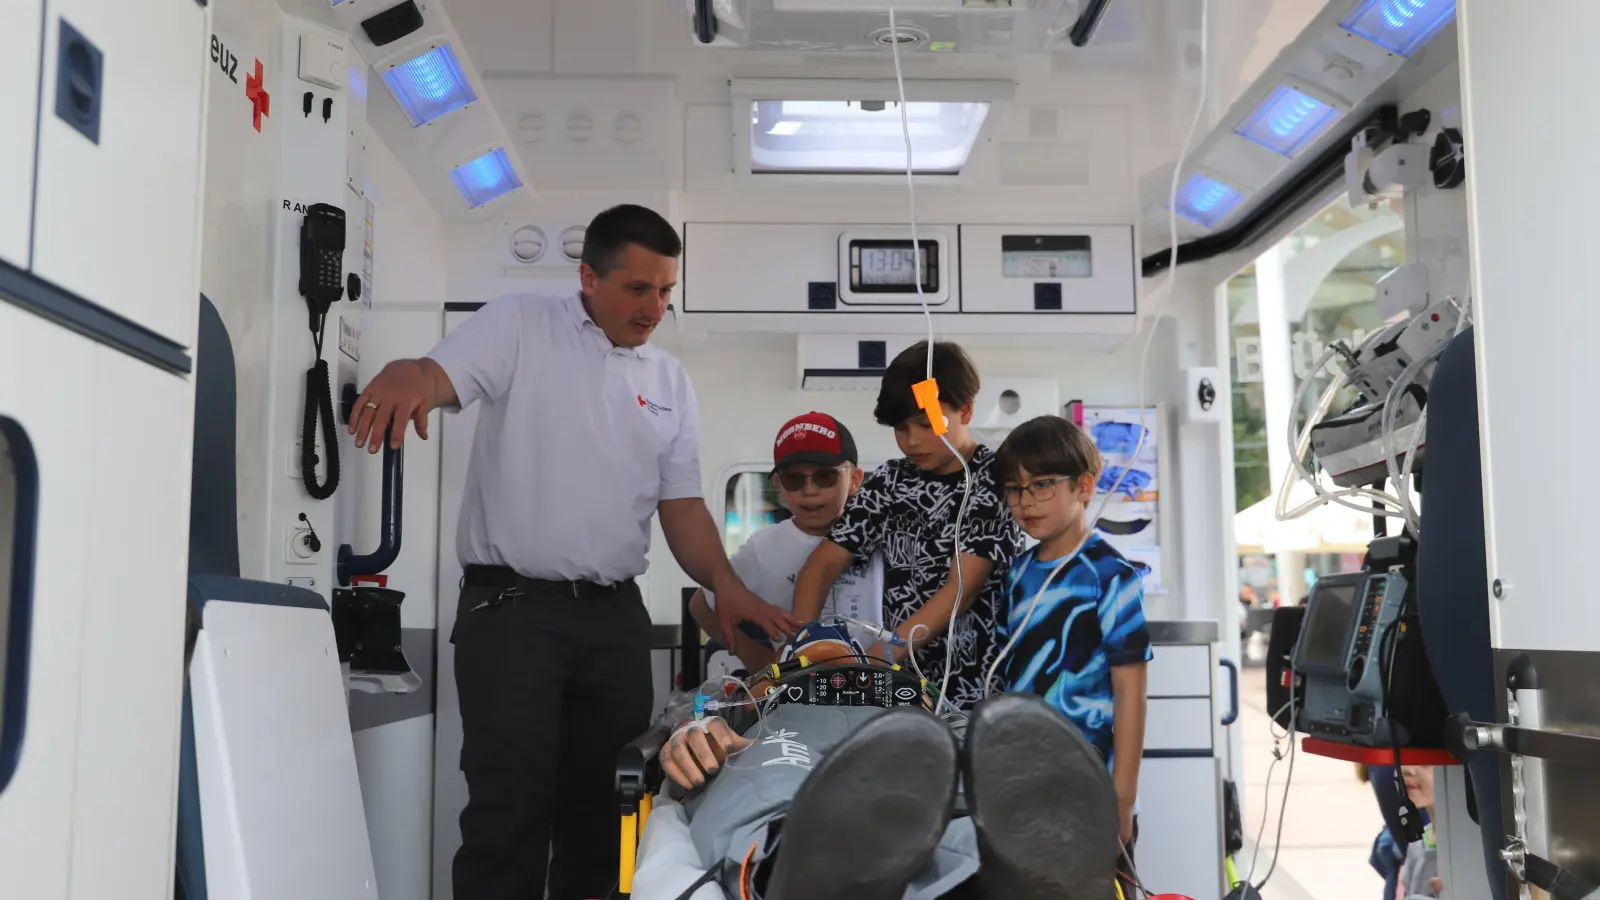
[913,378,947,436]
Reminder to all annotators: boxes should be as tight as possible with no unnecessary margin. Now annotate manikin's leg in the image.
[755,706,961,900]
[962,692,1122,900]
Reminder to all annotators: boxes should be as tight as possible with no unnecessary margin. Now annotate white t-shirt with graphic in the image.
[705,519,885,647]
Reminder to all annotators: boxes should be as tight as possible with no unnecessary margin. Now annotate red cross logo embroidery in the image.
[245,59,270,132]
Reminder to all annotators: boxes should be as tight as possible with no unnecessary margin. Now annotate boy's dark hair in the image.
[581,204,682,276]
[994,416,1103,485]
[874,341,981,427]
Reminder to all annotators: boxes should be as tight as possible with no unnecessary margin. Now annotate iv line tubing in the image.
[889,4,975,709]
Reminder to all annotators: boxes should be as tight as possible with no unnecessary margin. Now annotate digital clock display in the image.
[860,246,923,285]
[846,239,939,294]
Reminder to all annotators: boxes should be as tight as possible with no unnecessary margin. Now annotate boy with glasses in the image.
[691,412,885,670]
[993,415,1152,894]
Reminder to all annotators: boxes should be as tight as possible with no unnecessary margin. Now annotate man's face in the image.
[579,243,678,347]
[893,401,973,474]
[773,462,863,534]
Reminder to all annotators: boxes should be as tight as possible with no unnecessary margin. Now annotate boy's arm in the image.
[890,552,992,659]
[1110,661,1149,843]
[1100,566,1154,844]
[791,541,855,623]
[800,464,895,624]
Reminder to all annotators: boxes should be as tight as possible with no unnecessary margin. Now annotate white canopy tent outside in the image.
[1233,479,1383,556]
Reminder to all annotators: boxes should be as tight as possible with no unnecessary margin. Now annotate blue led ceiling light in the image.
[1341,0,1456,58]
[1235,86,1342,158]
[382,44,477,127]
[1170,173,1246,229]
[450,149,522,209]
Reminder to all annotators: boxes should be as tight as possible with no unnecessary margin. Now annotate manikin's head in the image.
[995,416,1103,547]
[874,341,980,475]
[577,204,682,348]
[771,412,864,536]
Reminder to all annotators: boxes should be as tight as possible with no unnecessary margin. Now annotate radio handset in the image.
[298,203,347,500]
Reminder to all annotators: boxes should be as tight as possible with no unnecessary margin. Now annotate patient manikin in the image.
[647,625,1122,900]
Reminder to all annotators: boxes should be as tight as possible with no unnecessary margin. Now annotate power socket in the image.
[286,523,319,565]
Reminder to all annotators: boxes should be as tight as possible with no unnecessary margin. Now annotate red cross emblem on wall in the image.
[245,59,270,132]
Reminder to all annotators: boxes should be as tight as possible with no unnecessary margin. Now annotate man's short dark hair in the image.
[994,416,1103,485]
[581,204,682,276]
[873,340,981,427]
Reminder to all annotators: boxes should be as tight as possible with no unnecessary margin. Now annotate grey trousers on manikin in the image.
[680,705,978,899]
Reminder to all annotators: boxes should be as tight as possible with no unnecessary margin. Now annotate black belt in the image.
[461,564,634,600]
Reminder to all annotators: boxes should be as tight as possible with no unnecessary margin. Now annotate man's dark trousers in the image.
[452,569,655,899]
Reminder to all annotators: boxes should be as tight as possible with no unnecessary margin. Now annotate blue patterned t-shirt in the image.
[998,534,1152,770]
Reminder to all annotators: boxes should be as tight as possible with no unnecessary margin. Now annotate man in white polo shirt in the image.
[348,204,793,900]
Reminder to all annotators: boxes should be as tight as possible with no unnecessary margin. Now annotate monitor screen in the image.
[1297,577,1359,670]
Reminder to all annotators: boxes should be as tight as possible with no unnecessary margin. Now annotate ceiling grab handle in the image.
[336,383,404,586]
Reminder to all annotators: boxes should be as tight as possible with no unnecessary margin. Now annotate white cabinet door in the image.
[958,225,1137,314]
[69,346,193,897]
[32,0,206,347]
[0,0,44,268]
[1137,756,1224,900]
[0,305,96,900]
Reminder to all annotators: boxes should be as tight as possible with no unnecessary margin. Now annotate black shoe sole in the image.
[762,708,959,900]
[963,693,1121,900]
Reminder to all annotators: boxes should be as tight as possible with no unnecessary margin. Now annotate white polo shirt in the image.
[427,293,702,584]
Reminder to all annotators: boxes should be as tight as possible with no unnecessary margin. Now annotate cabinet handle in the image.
[1219,658,1240,726]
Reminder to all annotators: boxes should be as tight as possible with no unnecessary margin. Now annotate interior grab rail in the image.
[336,383,404,586]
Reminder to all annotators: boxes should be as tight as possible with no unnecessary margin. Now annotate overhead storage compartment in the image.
[680,221,1138,346]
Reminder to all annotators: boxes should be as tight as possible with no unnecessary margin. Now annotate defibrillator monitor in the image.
[1292,572,1364,676]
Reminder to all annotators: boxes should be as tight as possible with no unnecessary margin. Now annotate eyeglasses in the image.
[775,467,847,492]
[1002,476,1072,507]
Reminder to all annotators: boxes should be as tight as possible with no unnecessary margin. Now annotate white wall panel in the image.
[32,0,206,345]
[0,308,95,900]
[69,347,193,899]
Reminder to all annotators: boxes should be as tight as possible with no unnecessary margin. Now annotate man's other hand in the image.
[662,718,752,791]
[349,359,435,453]
[714,579,797,645]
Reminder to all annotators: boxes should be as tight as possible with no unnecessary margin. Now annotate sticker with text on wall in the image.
[361,196,375,308]
[339,316,360,363]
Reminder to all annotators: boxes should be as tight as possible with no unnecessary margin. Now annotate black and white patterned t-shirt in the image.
[827,445,1023,709]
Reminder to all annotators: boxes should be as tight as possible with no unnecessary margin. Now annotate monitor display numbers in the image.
[860,246,922,286]
[1001,234,1093,279]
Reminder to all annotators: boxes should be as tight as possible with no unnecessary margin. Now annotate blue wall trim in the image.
[0,417,39,796]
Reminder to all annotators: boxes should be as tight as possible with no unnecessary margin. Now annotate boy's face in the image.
[894,401,974,474]
[773,462,863,533]
[1003,465,1096,543]
[1401,765,1436,809]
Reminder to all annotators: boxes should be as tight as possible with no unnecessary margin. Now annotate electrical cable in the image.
[982,0,1212,702]
[1242,693,1297,892]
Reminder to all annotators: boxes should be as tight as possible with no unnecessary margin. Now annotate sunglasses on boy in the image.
[774,466,850,492]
